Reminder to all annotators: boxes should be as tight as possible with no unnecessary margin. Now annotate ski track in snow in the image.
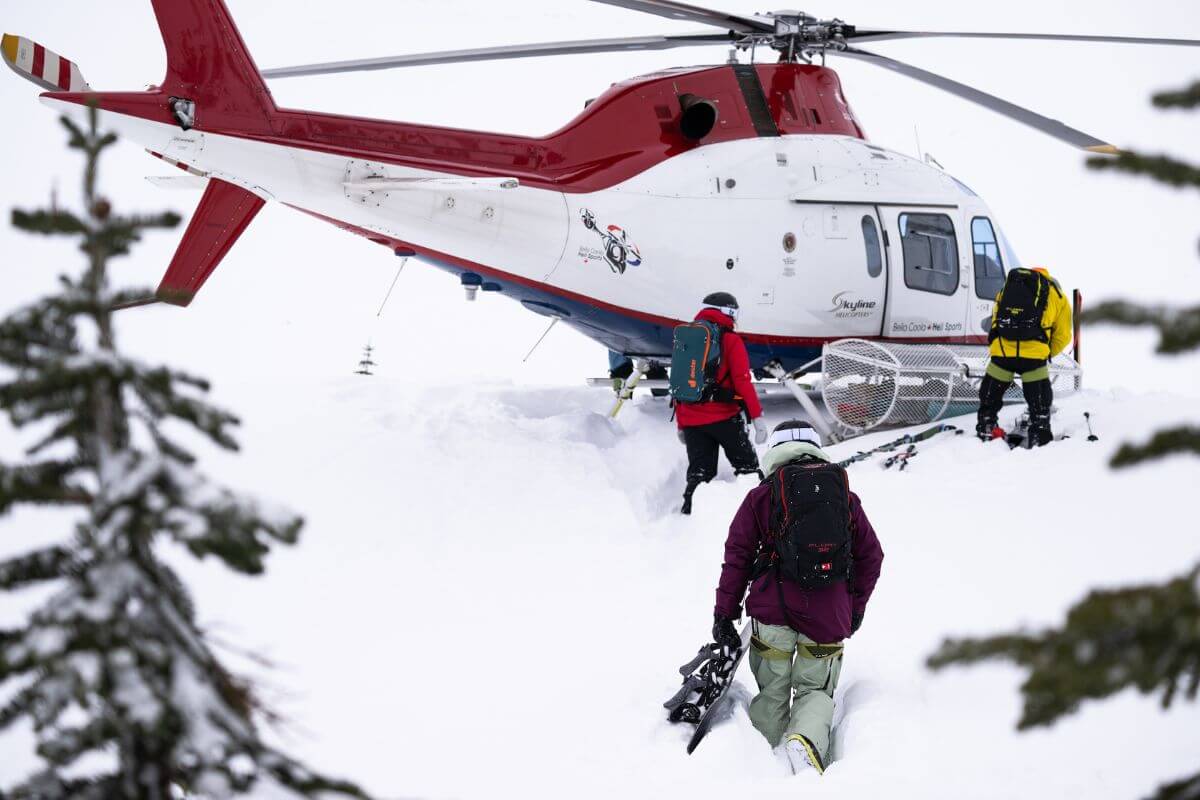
[2,379,1199,799]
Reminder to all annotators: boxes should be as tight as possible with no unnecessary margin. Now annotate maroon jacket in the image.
[714,483,884,642]
[675,308,763,428]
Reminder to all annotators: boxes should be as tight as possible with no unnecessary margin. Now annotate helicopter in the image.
[4,0,1197,387]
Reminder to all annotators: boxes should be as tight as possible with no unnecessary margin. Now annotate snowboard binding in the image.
[664,622,751,753]
[663,638,744,725]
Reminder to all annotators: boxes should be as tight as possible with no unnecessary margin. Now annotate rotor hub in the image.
[731,10,857,58]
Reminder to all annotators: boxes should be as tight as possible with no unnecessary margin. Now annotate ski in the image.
[664,622,752,754]
[836,423,961,469]
[882,443,917,471]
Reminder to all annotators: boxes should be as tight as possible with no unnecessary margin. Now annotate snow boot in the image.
[976,421,1006,442]
[681,480,700,515]
[1023,379,1054,446]
[647,363,669,398]
[784,734,825,775]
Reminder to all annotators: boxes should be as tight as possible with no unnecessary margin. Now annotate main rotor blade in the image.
[834,46,1117,152]
[847,29,1200,47]
[261,32,733,79]
[588,0,771,35]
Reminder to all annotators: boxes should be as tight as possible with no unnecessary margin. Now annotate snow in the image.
[2,307,1198,799]
[97,372,1188,800]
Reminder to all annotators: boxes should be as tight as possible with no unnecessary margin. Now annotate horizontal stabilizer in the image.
[146,175,210,191]
[2,33,89,92]
[156,179,264,306]
[343,176,520,192]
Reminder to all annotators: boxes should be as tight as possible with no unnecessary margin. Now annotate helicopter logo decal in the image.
[580,208,642,275]
[828,290,878,318]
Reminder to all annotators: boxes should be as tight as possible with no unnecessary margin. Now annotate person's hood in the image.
[762,441,831,477]
[695,307,735,328]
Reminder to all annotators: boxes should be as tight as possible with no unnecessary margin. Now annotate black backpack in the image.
[760,458,853,589]
[990,268,1051,343]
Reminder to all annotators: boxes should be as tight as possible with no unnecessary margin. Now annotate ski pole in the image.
[1084,412,1099,442]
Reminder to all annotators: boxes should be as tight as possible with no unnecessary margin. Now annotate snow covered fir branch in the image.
[928,79,1200,800]
[0,108,368,798]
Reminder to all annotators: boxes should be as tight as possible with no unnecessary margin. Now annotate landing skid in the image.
[591,338,1084,440]
[585,377,802,396]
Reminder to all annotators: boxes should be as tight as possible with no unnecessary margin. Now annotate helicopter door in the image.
[878,207,968,341]
[792,203,887,338]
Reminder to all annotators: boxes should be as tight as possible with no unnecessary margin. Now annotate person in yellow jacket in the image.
[977,266,1073,446]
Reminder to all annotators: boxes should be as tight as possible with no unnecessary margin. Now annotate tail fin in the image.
[150,0,276,133]
[156,179,265,307]
[149,1,274,305]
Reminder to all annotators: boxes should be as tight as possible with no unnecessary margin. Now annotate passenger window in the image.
[898,213,959,295]
[861,215,882,278]
[971,217,1006,300]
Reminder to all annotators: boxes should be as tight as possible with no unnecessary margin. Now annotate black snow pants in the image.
[977,356,1053,445]
[680,415,761,513]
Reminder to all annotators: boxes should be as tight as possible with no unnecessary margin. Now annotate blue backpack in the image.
[669,320,726,404]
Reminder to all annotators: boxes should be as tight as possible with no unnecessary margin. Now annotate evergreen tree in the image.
[929,80,1200,800]
[0,108,368,799]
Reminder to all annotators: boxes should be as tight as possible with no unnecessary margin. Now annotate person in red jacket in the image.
[677,292,767,515]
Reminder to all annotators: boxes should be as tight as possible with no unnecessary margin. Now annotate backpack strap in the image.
[703,326,740,403]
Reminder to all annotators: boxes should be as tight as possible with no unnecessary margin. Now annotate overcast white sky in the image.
[0,0,1197,387]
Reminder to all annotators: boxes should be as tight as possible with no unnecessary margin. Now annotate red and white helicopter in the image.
[4,0,1197,428]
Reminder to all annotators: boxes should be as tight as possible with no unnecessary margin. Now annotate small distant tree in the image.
[928,80,1200,800]
[0,108,367,799]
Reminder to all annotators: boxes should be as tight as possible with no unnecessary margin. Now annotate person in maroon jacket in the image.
[711,420,884,774]
[676,292,767,515]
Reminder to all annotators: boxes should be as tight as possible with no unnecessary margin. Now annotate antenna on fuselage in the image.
[522,317,561,364]
[353,251,410,376]
[376,255,408,318]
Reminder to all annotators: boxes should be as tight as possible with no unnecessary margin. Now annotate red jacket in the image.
[675,308,763,428]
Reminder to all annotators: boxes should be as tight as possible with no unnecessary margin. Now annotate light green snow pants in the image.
[747,620,843,760]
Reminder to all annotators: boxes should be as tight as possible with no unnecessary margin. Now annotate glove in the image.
[851,609,864,636]
[752,417,769,445]
[712,614,741,651]
[677,430,687,444]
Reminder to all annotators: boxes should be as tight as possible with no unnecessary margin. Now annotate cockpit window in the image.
[971,217,1006,300]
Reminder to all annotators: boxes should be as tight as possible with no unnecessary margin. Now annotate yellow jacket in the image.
[989,270,1073,361]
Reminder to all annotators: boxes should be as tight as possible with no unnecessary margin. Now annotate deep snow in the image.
[1,1,1198,794]
[8,370,1193,799]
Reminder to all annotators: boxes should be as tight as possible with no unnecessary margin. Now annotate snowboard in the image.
[663,622,753,754]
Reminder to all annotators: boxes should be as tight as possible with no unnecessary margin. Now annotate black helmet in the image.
[702,291,739,309]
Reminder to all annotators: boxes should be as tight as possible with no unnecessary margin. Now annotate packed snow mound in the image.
[4,377,1199,798]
